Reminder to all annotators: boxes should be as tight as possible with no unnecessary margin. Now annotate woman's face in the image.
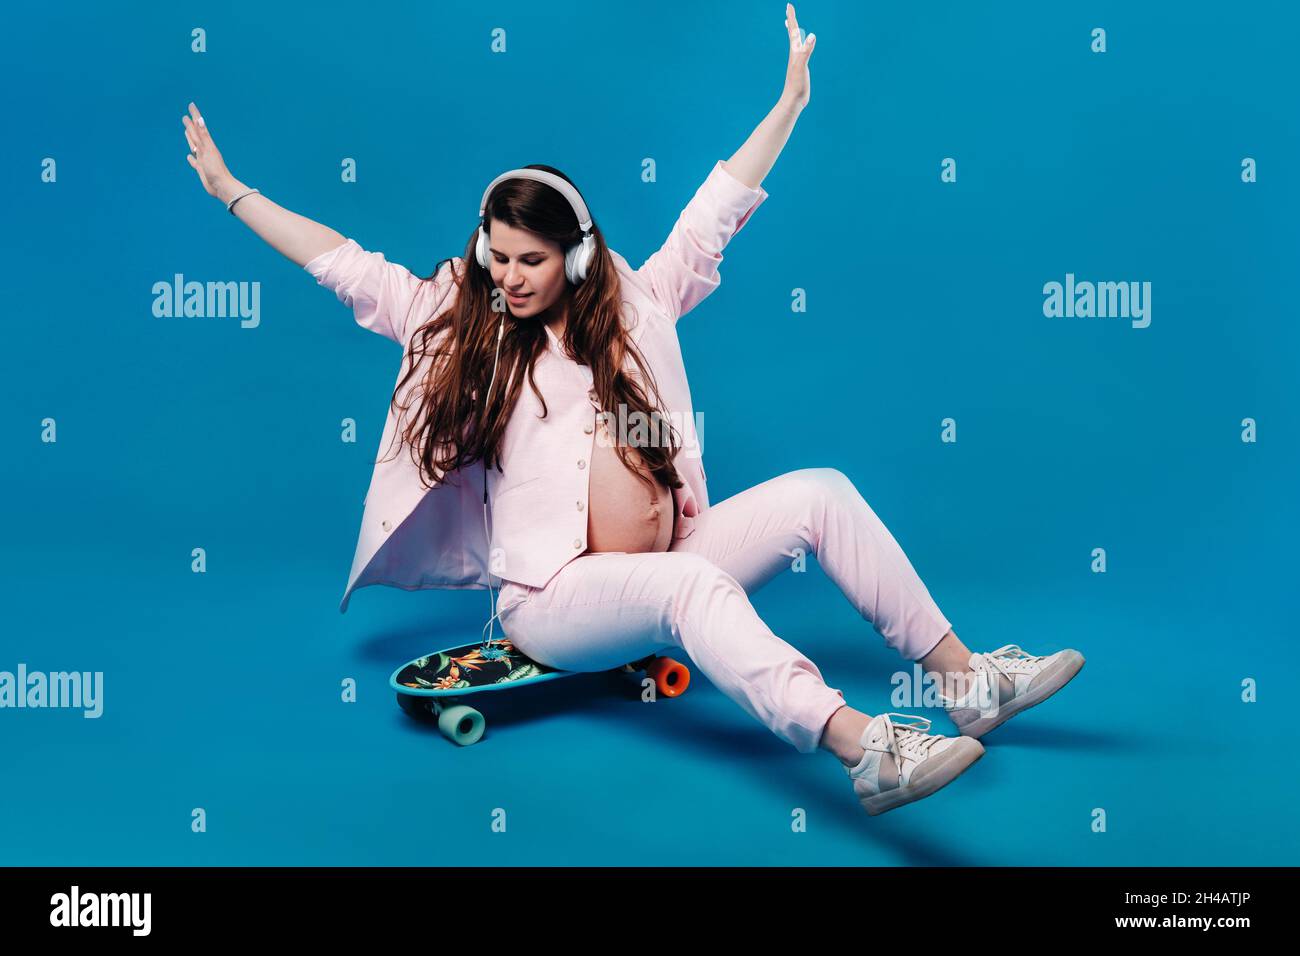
[486,218,569,320]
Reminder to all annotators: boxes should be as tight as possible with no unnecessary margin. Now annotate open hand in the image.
[781,3,817,111]
[182,102,235,201]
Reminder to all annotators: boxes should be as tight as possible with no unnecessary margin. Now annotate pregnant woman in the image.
[182,4,1083,816]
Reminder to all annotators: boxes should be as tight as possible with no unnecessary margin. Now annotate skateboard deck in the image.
[391,636,690,746]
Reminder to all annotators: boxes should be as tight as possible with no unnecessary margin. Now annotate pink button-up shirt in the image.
[306,160,768,613]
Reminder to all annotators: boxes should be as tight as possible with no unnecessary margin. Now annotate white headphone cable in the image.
[480,313,506,645]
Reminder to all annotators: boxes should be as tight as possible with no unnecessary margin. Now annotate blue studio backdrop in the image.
[2,0,1296,865]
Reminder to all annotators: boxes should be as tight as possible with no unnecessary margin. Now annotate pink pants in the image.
[494,468,953,754]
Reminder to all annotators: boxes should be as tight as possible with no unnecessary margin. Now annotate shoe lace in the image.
[981,643,1047,679]
[873,713,945,786]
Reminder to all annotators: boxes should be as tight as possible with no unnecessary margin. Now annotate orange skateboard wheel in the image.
[644,656,690,698]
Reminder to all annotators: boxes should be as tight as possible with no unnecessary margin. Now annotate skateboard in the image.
[391,636,691,746]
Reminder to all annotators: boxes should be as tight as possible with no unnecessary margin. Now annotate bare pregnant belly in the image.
[585,420,674,554]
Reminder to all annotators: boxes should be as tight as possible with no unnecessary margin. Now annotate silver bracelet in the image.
[226,187,261,215]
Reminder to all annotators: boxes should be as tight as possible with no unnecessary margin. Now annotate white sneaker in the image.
[940,644,1085,739]
[845,712,984,816]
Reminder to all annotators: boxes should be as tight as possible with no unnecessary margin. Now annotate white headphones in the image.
[474,167,597,285]
[475,167,597,645]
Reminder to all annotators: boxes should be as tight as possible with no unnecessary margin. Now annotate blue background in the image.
[2,0,1296,865]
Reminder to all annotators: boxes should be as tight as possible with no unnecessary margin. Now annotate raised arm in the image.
[182,102,346,267]
[634,4,816,324]
[722,3,816,190]
[182,101,433,344]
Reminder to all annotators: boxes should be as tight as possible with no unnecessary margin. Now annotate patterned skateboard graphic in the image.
[394,638,561,694]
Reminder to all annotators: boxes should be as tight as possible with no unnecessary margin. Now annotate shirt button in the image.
[573,538,583,549]
[381,519,391,532]
[583,422,594,434]
[576,500,584,511]
[577,459,586,469]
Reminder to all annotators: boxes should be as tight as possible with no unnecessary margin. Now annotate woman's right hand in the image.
[182,101,347,268]
[182,102,237,202]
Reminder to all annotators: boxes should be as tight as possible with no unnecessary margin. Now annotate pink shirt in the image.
[305,160,768,613]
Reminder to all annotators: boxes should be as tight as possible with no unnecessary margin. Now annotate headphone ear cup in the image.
[564,242,582,285]
[565,234,594,285]
[475,224,491,269]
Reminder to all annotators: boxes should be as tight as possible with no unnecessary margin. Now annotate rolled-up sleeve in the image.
[304,237,424,345]
[635,160,768,324]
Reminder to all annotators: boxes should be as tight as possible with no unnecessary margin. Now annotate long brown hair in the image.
[381,164,684,497]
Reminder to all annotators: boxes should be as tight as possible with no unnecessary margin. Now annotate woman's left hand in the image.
[781,3,817,112]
